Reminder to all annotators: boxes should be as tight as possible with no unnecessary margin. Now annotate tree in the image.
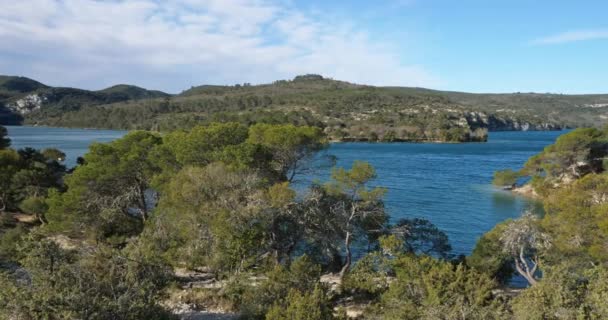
[46,131,162,240]
[390,218,452,259]
[371,255,507,320]
[542,172,608,263]
[323,161,388,278]
[493,169,520,188]
[140,163,270,271]
[247,123,327,182]
[19,196,49,224]
[500,212,551,285]
[41,148,66,162]
[166,122,249,167]
[11,148,66,203]
[266,285,335,320]
[263,182,303,263]
[0,147,66,213]
[0,238,173,319]
[0,125,9,149]
[523,128,607,183]
[468,221,515,284]
[0,149,20,212]
[239,255,324,318]
[511,263,608,320]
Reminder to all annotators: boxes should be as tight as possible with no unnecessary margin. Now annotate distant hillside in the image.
[0,76,48,98]
[0,76,170,125]
[4,74,608,142]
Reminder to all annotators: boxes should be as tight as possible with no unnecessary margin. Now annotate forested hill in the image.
[3,74,608,142]
[0,76,169,125]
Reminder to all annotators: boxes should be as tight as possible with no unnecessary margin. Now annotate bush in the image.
[239,255,323,318]
[0,238,174,320]
[511,264,608,320]
[467,221,514,284]
[369,255,508,320]
[493,169,520,187]
[266,285,335,320]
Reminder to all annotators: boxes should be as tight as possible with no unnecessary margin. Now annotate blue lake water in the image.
[5,126,127,167]
[5,125,565,258]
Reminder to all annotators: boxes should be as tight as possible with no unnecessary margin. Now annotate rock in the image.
[7,94,47,114]
[174,267,218,289]
[320,273,342,292]
[511,184,539,198]
[166,302,239,320]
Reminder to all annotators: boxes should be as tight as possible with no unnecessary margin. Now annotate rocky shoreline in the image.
[511,184,539,199]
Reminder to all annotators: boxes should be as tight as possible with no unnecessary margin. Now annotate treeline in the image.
[24,86,490,142]
[7,74,608,142]
[18,74,583,142]
[1,124,607,319]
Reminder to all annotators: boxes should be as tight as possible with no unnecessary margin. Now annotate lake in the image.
[5,126,127,167]
[5,125,563,258]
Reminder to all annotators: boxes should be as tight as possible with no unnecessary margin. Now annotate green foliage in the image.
[0,149,20,211]
[265,285,335,320]
[17,75,602,143]
[343,251,392,296]
[0,147,65,213]
[493,169,520,187]
[18,196,48,222]
[541,173,608,264]
[41,148,65,161]
[392,218,452,258]
[335,161,386,199]
[523,128,608,190]
[46,131,162,240]
[140,163,270,270]
[0,125,9,149]
[0,224,27,261]
[511,264,608,320]
[0,237,173,320]
[165,122,249,167]
[322,161,388,275]
[471,126,608,315]
[248,123,327,181]
[467,221,514,284]
[369,255,507,320]
[239,255,324,318]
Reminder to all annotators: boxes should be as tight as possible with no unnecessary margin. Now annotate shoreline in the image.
[2,124,568,145]
[510,184,540,199]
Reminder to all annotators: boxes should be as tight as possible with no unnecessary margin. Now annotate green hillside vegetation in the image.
[492,169,520,188]
[443,90,608,129]
[0,76,48,99]
[467,128,608,318]
[4,74,608,142]
[0,76,169,125]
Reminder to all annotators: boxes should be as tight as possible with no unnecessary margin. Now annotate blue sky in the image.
[1,0,607,93]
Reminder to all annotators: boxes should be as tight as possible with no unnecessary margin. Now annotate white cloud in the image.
[0,0,437,92]
[533,29,608,45]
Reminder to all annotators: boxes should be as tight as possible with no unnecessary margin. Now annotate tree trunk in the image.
[0,197,5,212]
[339,231,352,279]
[37,213,47,225]
[138,184,148,222]
[514,248,539,286]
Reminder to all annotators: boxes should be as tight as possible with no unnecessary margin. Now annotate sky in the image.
[0,0,607,94]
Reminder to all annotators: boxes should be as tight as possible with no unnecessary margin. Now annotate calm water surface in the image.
[6,126,126,167]
[6,126,565,257]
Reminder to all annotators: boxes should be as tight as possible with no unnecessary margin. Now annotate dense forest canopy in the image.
[1,123,607,319]
[3,74,608,142]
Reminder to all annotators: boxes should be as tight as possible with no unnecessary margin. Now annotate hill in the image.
[0,76,170,125]
[4,74,608,142]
